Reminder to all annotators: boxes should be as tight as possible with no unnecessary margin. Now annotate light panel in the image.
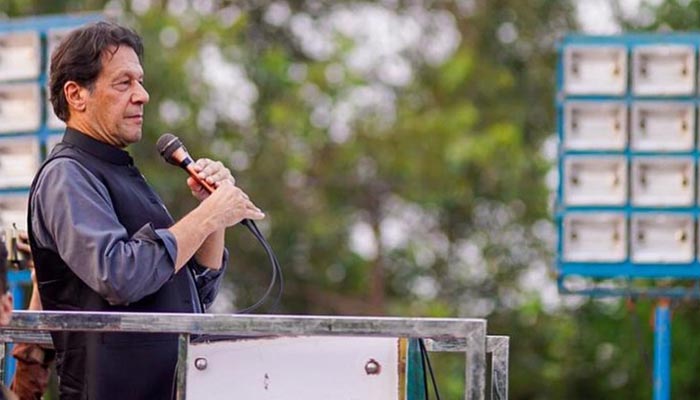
[557,34,700,283]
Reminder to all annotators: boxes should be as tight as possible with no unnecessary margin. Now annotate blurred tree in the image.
[6,0,691,399]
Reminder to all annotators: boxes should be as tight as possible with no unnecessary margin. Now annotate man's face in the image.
[81,45,149,148]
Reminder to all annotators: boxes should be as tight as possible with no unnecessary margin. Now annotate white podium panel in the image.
[631,102,695,151]
[0,83,41,134]
[631,214,694,263]
[563,46,627,95]
[564,102,627,150]
[0,194,28,231]
[0,31,41,82]
[563,213,626,262]
[0,137,40,188]
[186,336,404,400]
[632,44,696,96]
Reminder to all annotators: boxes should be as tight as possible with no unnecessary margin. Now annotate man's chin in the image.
[116,131,142,148]
[127,129,143,143]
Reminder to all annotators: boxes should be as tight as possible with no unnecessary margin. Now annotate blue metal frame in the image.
[556,34,700,400]
[0,13,104,33]
[0,12,103,386]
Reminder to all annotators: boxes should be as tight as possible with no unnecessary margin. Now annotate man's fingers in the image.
[16,241,31,254]
[197,159,218,176]
[245,200,262,213]
[195,159,212,178]
[187,177,203,191]
[243,207,265,220]
[241,200,261,213]
[196,159,235,186]
[236,188,250,201]
[195,158,211,167]
[209,169,233,184]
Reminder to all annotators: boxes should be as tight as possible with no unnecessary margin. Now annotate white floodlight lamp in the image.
[0,137,40,189]
[632,44,696,96]
[564,45,627,95]
[0,83,41,135]
[0,31,41,82]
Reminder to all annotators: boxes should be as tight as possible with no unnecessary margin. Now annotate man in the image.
[29,21,265,399]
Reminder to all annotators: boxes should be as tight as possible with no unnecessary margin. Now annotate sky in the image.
[576,0,665,33]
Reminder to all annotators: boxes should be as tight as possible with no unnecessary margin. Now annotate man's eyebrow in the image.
[111,69,144,80]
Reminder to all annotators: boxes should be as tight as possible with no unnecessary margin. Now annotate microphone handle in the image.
[180,157,217,193]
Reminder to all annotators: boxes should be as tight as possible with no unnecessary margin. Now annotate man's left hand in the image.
[187,158,236,201]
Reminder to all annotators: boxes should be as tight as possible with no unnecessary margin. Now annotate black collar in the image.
[62,127,134,166]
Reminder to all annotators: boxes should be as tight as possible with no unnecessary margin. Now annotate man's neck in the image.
[66,121,123,148]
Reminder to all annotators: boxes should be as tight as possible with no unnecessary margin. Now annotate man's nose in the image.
[132,83,150,104]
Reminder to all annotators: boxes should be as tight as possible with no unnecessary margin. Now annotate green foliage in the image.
[10,1,699,399]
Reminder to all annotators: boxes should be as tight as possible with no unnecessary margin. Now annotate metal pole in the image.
[487,336,509,400]
[4,270,29,387]
[653,299,671,400]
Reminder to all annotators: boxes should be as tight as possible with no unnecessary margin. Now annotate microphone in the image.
[156,133,216,193]
[156,132,284,314]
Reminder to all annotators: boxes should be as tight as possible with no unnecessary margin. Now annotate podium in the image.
[0,311,509,400]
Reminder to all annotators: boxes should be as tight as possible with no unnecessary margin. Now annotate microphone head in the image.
[156,133,184,165]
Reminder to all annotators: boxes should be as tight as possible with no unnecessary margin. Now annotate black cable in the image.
[419,339,441,400]
[235,219,284,314]
[248,219,283,311]
[420,339,429,400]
[236,220,277,313]
[247,219,283,309]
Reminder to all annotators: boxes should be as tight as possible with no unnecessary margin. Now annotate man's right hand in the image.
[168,179,265,272]
[199,180,265,230]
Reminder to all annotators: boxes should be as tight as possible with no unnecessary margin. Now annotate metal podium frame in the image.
[0,311,509,400]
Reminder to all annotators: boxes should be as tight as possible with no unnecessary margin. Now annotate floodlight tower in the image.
[556,34,700,400]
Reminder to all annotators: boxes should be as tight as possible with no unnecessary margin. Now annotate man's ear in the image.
[0,292,13,326]
[64,81,88,113]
